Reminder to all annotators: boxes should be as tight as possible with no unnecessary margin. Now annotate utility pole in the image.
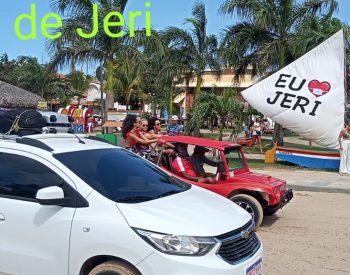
[96,66,105,134]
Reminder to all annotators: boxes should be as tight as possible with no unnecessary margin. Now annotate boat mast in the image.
[343,28,348,124]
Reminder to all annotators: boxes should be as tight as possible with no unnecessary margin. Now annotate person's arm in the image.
[174,158,201,181]
[139,131,150,141]
[339,129,344,150]
[165,141,175,149]
[178,170,201,182]
[175,125,184,135]
[203,156,218,167]
[129,133,158,145]
[144,132,160,139]
[166,125,171,134]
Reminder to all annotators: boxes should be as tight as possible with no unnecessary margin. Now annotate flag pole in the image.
[343,28,348,125]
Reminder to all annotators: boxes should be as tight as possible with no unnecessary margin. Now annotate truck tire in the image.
[88,260,139,275]
[231,194,264,228]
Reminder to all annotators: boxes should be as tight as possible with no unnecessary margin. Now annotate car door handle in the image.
[0,213,5,221]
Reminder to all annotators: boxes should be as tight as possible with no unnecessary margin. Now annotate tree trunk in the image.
[273,123,284,146]
[153,100,157,116]
[105,60,114,113]
[218,124,224,141]
[125,89,130,110]
[191,75,202,137]
[169,90,173,117]
[274,44,287,146]
[194,75,202,100]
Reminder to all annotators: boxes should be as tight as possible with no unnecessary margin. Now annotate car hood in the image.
[117,186,251,236]
[235,172,285,187]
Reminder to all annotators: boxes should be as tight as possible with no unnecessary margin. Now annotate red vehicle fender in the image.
[195,180,281,206]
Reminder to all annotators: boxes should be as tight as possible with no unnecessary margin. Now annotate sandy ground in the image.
[258,191,350,275]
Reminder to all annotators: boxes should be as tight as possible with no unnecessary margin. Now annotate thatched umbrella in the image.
[0,81,43,108]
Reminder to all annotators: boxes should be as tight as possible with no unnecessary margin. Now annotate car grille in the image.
[215,219,261,265]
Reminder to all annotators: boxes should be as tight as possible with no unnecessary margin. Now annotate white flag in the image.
[242,30,345,149]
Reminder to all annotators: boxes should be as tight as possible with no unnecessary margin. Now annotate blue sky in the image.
[0,0,349,73]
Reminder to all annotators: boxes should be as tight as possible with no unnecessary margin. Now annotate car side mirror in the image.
[36,186,70,206]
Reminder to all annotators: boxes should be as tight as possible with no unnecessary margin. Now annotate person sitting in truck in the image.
[122,114,158,151]
[172,143,215,184]
[190,146,218,180]
[167,115,184,136]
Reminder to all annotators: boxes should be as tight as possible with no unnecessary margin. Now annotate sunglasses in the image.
[142,124,148,127]
[156,123,161,126]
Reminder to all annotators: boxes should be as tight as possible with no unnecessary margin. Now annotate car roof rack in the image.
[0,134,18,141]
[16,137,54,152]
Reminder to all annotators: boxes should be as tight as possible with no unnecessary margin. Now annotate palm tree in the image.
[113,58,142,110]
[67,71,90,91]
[0,54,16,82]
[48,0,166,111]
[66,71,91,103]
[4,56,76,102]
[139,40,189,117]
[220,0,339,145]
[163,1,221,100]
[48,0,129,110]
[188,88,245,141]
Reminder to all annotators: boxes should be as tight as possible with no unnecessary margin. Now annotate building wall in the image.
[177,69,254,109]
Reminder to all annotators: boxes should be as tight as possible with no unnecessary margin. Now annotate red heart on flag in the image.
[308,80,331,97]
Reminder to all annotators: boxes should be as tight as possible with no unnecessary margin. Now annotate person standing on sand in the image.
[248,117,263,154]
[338,121,350,175]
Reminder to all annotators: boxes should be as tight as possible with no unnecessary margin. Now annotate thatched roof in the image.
[0,81,43,108]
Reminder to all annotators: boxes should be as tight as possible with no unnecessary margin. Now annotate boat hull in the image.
[276,147,340,169]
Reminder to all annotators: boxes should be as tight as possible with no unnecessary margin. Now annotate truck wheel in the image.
[88,260,139,275]
[231,194,264,228]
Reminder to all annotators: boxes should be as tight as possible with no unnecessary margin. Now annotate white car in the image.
[0,134,263,275]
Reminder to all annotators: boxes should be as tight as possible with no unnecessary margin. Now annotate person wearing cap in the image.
[167,115,184,136]
[190,146,218,179]
[172,143,215,184]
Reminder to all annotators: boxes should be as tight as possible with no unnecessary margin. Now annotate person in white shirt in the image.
[248,117,263,154]
[338,121,350,175]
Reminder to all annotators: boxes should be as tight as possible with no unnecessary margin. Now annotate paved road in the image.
[252,167,350,193]
[258,191,350,275]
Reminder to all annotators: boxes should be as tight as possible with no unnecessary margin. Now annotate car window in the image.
[224,147,247,171]
[54,148,190,203]
[0,152,65,200]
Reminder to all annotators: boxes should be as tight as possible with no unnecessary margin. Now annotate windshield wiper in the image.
[156,189,182,199]
[117,195,156,203]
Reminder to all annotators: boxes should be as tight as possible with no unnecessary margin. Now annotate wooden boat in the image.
[275,146,340,169]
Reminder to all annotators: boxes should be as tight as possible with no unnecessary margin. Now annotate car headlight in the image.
[280,183,287,192]
[134,228,217,256]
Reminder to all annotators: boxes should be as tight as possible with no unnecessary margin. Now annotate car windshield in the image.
[54,148,190,203]
[224,147,247,171]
